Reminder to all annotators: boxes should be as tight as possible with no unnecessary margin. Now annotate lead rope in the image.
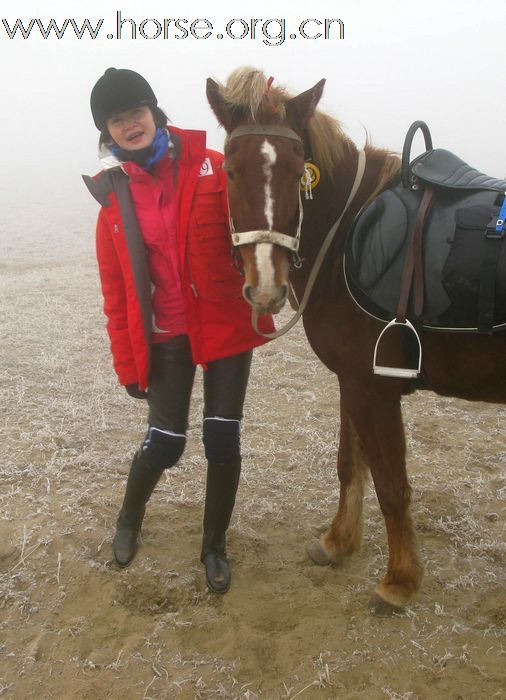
[252,150,367,339]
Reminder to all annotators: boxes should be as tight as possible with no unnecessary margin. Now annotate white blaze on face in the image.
[255,242,275,295]
[255,140,277,294]
[261,139,277,229]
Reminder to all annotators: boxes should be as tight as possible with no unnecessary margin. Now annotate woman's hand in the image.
[125,384,148,399]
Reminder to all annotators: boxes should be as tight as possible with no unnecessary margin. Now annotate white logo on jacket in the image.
[199,157,214,177]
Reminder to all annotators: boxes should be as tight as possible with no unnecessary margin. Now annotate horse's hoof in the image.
[368,593,405,616]
[306,540,332,566]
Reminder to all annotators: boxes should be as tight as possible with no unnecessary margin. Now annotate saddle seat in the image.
[411,149,506,191]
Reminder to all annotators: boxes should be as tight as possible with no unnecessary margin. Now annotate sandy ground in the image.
[0,199,505,699]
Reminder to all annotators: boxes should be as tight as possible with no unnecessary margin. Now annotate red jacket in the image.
[83,125,274,390]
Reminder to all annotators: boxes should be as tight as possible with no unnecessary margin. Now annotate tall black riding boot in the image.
[113,450,164,567]
[201,459,241,594]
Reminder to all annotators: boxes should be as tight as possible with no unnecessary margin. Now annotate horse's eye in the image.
[223,163,235,181]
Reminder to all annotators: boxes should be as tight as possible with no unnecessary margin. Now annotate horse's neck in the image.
[294,144,398,294]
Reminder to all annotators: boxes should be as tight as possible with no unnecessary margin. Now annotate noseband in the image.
[226,124,304,263]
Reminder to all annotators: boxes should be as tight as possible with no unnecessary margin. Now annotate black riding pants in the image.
[147,335,252,434]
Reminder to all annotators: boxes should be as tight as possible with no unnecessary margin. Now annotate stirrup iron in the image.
[373,318,422,378]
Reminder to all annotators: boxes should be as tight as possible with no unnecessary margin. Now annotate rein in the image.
[251,149,367,339]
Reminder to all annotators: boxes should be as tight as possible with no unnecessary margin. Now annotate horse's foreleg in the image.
[342,384,423,608]
[308,406,368,565]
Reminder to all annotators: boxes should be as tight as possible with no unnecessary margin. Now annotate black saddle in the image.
[344,121,506,377]
[409,149,506,191]
[402,120,506,192]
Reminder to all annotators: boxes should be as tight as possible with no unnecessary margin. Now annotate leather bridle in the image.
[226,124,304,262]
[225,122,367,339]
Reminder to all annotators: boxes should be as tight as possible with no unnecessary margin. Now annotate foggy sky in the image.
[1,0,505,213]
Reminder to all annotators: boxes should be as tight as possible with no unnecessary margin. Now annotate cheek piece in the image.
[202,417,241,464]
[141,426,186,469]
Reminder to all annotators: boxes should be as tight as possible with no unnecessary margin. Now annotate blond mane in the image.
[214,66,400,186]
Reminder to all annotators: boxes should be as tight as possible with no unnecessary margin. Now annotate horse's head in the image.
[207,68,325,315]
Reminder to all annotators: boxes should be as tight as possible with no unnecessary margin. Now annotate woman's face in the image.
[106,105,156,150]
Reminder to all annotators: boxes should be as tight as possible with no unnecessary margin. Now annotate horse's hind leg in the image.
[342,382,423,608]
[307,403,368,565]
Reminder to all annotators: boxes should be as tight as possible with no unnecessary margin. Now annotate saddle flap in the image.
[411,149,506,192]
[349,190,408,290]
[345,182,506,332]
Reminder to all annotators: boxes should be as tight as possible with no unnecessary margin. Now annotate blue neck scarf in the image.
[112,128,170,171]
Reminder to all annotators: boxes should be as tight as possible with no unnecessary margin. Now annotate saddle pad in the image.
[344,181,506,332]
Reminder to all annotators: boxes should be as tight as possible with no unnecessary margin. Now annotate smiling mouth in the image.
[127,131,144,142]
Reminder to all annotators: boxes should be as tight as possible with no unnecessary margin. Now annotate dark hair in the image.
[98,105,169,150]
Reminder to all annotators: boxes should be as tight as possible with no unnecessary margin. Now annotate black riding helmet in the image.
[90,68,158,130]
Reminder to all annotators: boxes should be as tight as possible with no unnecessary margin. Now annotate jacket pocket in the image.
[188,207,243,302]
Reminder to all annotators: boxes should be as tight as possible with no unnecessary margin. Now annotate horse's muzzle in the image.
[242,283,289,315]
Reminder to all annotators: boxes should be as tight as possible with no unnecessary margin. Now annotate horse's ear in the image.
[285,79,326,131]
[206,78,234,133]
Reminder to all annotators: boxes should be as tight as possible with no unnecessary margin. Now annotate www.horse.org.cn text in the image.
[1,15,345,45]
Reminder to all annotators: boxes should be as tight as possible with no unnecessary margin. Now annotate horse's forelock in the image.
[218,67,398,185]
[218,66,287,121]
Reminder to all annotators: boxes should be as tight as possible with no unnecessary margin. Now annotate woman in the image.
[83,68,274,593]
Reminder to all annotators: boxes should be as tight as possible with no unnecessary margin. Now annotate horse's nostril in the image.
[280,284,289,304]
[243,284,254,304]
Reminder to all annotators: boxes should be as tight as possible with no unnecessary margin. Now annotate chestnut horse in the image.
[206,67,506,609]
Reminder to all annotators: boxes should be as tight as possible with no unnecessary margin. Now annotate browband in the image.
[227,124,303,144]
